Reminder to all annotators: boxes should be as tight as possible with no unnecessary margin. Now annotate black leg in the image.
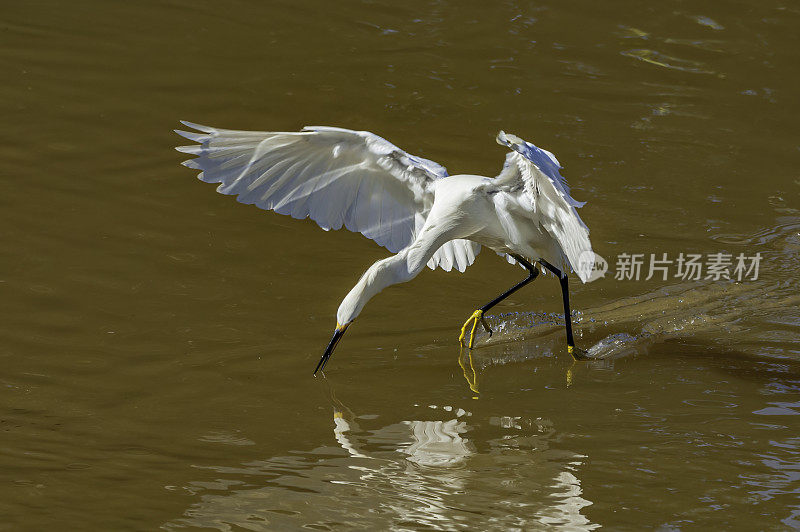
[480,258,539,315]
[539,260,583,359]
[559,273,575,350]
[460,256,539,347]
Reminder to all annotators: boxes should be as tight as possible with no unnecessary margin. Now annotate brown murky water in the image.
[3,1,799,529]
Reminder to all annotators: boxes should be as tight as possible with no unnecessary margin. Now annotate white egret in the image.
[175,122,594,373]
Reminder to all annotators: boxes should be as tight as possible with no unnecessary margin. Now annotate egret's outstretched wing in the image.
[494,131,593,282]
[175,122,448,257]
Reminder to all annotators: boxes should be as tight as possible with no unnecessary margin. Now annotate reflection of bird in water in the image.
[176,123,594,372]
[402,419,472,467]
[457,343,601,394]
[316,375,598,529]
[321,374,473,467]
[458,346,481,395]
[164,375,599,530]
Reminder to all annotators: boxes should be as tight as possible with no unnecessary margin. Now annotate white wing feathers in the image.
[175,121,479,272]
[429,238,481,273]
[495,131,593,282]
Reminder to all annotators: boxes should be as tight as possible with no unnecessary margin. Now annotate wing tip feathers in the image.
[175,145,201,154]
[179,120,216,133]
[174,129,208,143]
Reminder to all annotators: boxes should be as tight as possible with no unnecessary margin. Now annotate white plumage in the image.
[175,121,480,273]
[175,121,594,370]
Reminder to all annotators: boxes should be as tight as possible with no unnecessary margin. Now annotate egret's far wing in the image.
[175,122,448,255]
[427,239,482,273]
[494,131,593,282]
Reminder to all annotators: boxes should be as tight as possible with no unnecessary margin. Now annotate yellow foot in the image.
[459,309,485,349]
[568,345,589,361]
[566,347,590,386]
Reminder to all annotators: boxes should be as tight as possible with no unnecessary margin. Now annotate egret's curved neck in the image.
[337,228,450,325]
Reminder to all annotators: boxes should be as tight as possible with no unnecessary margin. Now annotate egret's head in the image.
[314,258,391,375]
[336,289,363,326]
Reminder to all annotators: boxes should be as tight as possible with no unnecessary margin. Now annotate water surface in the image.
[2,0,799,529]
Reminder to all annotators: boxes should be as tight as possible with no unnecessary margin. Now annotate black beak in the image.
[314,324,348,375]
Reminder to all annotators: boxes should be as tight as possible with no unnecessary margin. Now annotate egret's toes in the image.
[568,346,589,361]
[480,314,493,339]
[458,309,484,349]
